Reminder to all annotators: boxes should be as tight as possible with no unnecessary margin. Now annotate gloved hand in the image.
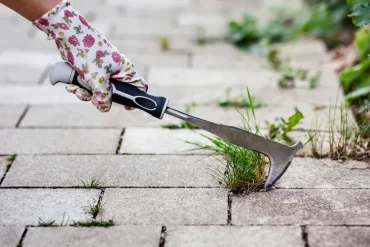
[33,1,147,112]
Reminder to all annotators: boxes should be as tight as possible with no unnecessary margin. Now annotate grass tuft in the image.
[37,218,57,227]
[71,220,115,228]
[308,102,370,161]
[187,88,267,193]
[80,178,102,189]
[85,203,103,219]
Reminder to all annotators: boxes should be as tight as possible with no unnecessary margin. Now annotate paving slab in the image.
[0,105,26,128]
[111,38,190,54]
[0,226,24,247]
[2,155,221,187]
[308,226,370,247]
[232,189,370,225]
[0,189,99,225]
[20,104,246,128]
[0,51,60,69]
[148,68,278,87]
[0,66,45,85]
[0,129,121,154]
[24,226,161,247]
[102,188,228,225]
[119,128,212,154]
[108,0,192,9]
[166,226,303,247]
[277,158,370,189]
[0,85,81,104]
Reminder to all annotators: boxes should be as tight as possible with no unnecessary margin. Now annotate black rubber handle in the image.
[70,72,168,119]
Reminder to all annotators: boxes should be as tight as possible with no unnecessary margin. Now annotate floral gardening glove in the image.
[33,1,147,112]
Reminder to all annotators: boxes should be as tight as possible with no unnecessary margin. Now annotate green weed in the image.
[71,220,115,228]
[218,87,263,108]
[159,37,169,51]
[85,203,103,219]
[37,218,57,227]
[80,178,102,189]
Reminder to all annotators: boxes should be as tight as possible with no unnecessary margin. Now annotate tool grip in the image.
[49,62,168,119]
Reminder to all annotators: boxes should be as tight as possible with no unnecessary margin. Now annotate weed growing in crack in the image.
[80,178,102,189]
[71,220,115,228]
[161,103,199,129]
[218,87,264,108]
[187,89,266,193]
[37,218,57,227]
[85,203,103,219]
[308,103,370,161]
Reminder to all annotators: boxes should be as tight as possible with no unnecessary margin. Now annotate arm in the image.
[0,0,62,21]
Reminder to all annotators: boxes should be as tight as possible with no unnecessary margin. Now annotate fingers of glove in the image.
[65,85,92,102]
[91,96,112,112]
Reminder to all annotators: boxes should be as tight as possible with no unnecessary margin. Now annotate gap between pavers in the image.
[165,226,303,247]
[0,189,100,226]
[276,157,370,189]
[232,189,370,225]
[0,129,122,154]
[101,188,228,225]
[307,226,370,247]
[23,226,161,247]
[0,156,11,182]
[1,155,222,188]
[0,226,24,247]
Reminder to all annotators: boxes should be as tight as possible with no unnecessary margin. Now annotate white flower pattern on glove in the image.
[33,1,148,112]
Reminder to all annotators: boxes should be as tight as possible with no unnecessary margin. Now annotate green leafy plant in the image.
[348,0,370,26]
[71,220,115,228]
[266,110,304,145]
[218,87,264,108]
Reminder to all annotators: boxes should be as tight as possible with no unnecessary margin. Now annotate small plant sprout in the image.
[80,177,102,189]
[266,110,304,145]
[161,103,199,129]
[85,203,103,219]
[159,37,169,51]
[218,87,264,108]
[38,218,57,227]
[71,220,115,228]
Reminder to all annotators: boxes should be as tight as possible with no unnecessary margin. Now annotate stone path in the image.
[1,0,370,246]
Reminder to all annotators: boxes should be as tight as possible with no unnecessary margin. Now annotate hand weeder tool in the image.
[49,61,303,189]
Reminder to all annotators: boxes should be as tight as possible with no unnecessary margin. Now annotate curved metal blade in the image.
[166,107,303,188]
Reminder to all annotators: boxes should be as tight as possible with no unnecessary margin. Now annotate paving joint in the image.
[116,128,125,154]
[16,227,28,247]
[158,226,167,247]
[15,105,30,128]
[301,225,310,247]
[0,155,17,186]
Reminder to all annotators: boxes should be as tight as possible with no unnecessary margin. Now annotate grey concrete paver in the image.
[277,158,370,188]
[308,226,370,247]
[0,105,26,127]
[24,226,161,247]
[0,226,24,247]
[0,189,99,225]
[102,188,228,225]
[0,66,45,85]
[166,226,303,247]
[2,155,221,187]
[0,51,60,68]
[119,128,212,154]
[20,104,245,128]
[232,189,370,225]
[0,129,121,154]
